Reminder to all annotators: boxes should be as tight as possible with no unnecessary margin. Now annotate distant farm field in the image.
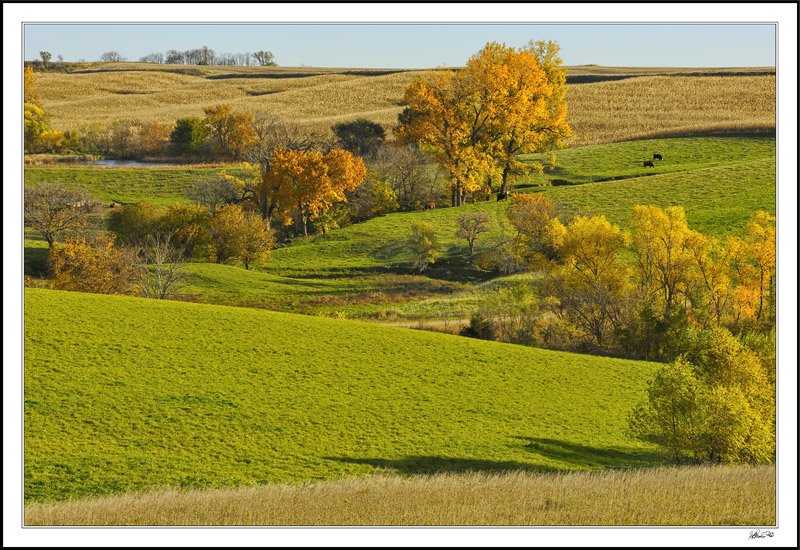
[24,288,661,502]
[34,63,775,146]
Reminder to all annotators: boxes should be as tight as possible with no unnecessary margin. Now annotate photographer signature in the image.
[749,529,774,539]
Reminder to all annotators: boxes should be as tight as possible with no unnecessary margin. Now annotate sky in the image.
[22,22,776,68]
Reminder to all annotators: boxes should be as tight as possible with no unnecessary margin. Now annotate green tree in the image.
[629,326,775,465]
[332,118,386,158]
[169,117,209,156]
[39,51,52,68]
[407,221,442,272]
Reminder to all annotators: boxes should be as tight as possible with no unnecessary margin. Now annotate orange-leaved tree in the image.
[49,234,138,295]
[266,148,366,236]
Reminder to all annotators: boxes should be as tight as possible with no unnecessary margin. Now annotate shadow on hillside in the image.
[325,455,550,475]
[513,437,664,468]
[327,439,663,475]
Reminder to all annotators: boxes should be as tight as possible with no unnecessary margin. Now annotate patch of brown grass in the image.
[24,464,775,526]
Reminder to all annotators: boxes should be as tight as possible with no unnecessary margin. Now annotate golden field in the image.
[25,464,774,526]
[34,63,775,147]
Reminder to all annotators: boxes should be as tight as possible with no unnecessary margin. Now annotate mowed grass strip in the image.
[24,288,661,502]
[24,465,775,526]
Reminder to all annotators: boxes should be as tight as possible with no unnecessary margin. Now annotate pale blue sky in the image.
[23,23,776,68]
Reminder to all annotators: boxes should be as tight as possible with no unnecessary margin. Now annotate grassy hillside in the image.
[34,63,774,146]
[24,288,661,502]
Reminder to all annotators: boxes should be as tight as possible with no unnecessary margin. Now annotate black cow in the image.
[497,192,508,202]
[644,161,655,168]
[653,153,663,161]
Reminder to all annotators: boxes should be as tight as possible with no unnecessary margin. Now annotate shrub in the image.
[49,234,138,295]
[459,314,496,341]
[107,200,165,246]
[407,221,442,272]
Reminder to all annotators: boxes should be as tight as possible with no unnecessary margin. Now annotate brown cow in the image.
[423,202,436,211]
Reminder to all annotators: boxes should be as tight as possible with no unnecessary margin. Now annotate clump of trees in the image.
[477,195,776,360]
[138,46,276,67]
[628,326,775,465]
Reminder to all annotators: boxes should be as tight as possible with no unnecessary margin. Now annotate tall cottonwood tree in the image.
[396,41,571,205]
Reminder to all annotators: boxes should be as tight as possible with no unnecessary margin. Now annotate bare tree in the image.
[372,143,433,211]
[57,54,64,63]
[456,212,491,255]
[24,184,99,248]
[187,174,244,214]
[165,50,184,64]
[253,50,277,66]
[133,232,189,299]
[100,51,126,62]
[139,52,164,64]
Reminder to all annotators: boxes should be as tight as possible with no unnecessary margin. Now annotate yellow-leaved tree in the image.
[396,41,571,205]
[727,211,776,323]
[630,205,698,315]
[545,215,631,347]
[203,104,257,160]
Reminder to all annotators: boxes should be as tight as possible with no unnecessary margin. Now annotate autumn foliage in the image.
[49,234,138,295]
[396,41,571,205]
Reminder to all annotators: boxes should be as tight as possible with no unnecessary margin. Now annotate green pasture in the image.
[24,288,661,502]
[518,135,775,187]
[23,166,243,207]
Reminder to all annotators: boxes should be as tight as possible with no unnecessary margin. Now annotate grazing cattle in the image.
[497,192,508,202]
[653,153,663,161]
[644,161,655,168]
[110,203,116,208]
[423,202,436,211]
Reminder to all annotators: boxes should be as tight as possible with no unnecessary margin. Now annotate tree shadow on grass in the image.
[512,437,665,469]
[327,439,664,476]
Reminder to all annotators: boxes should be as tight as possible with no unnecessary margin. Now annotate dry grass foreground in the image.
[25,464,775,526]
[35,64,775,147]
